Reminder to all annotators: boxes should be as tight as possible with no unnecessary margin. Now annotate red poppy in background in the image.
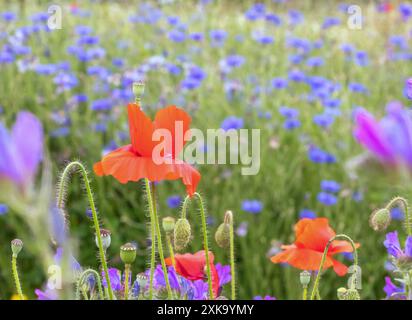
[270,218,359,276]
[165,251,219,297]
[94,103,200,196]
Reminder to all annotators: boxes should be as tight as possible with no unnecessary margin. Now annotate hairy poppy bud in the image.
[11,239,23,257]
[346,288,360,300]
[369,208,391,232]
[96,229,111,251]
[133,81,145,101]
[120,242,137,265]
[174,218,191,251]
[299,271,311,288]
[162,217,175,235]
[215,223,230,248]
[215,211,233,248]
[337,287,347,300]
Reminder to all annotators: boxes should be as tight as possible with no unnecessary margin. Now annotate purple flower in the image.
[0,111,43,187]
[299,209,316,219]
[236,222,248,237]
[317,192,337,206]
[391,207,405,220]
[384,231,412,259]
[384,277,405,299]
[215,263,231,287]
[35,288,58,300]
[102,268,122,291]
[167,195,182,209]
[353,106,412,168]
[0,203,8,215]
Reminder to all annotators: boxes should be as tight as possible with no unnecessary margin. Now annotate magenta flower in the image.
[0,111,43,188]
[353,103,412,168]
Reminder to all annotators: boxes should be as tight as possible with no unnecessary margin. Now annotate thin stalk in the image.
[229,215,236,300]
[11,255,24,300]
[124,264,131,300]
[302,287,308,300]
[166,234,176,269]
[57,161,113,299]
[181,193,214,299]
[385,197,412,236]
[75,268,104,300]
[310,234,358,300]
[145,179,172,299]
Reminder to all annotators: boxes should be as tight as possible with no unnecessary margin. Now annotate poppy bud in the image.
[299,271,311,288]
[133,81,145,101]
[162,216,175,235]
[120,242,137,265]
[369,208,391,232]
[337,287,347,300]
[215,223,230,248]
[96,229,111,251]
[11,239,23,257]
[346,288,360,300]
[174,218,191,251]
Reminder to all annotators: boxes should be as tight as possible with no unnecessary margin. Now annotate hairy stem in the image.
[75,268,104,300]
[145,179,172,299]
[166,234,176,269]
[12,255,24,300]
[229,214,236,300]
[57,161,113,300]
[181,193,214,299]
[310,234,358,300]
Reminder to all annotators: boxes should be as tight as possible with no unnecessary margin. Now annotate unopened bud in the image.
[96,229,111,251]
[215,223,230,248]
[369,208,391,232]
[162,217,176,234]
[120,242,137,265]
[11,239,23,257]
[299,271,311,288]
[174,218,191,252]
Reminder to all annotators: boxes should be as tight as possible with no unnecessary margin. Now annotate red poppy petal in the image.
[127,103,155,157]
[295,218,336,252]
[332,258,348,276]
[271,248,334,271]
[93,146,200,196]
[154,105,191,158]
[329,240,360,255]
[172,251,214,281]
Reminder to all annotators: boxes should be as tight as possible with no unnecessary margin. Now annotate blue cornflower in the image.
[190,32,204,42]
[90,98,112,111]
[308,146,336,164]
[354,51,368,66]
[349,82,368,94]
[0,204,8,215]
[167,195,182,209]
[288,69,305,82]
[242,200,263,214]
[221,116,244,131]
[53,72,78,91]
[391,207,405,221]
[224,55,245,68]
[320,180,341,193]
[168,29,186,43]
[400,3,412,21]
[283,118,301,130]
[210,29,227,44]
[265,13,282,26]
[50,127,70,138]
[288,10,304,25]
[317,192,337,206]
[271,77,288,89]
[279,106,299,118]
[299,209,316,219]
[322,17,340,29]
[313,113,334,128]
[1,11,16,22]
[306,56,324,67]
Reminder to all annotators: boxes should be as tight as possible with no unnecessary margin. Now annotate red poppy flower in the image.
[270,218,359,276]
[165,251,219,297]
[94,103,201,196]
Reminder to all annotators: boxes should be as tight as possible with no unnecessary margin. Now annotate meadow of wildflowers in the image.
[1,0,412,301]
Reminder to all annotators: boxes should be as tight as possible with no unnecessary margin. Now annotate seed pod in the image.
[337,287,347,300]
[120,242,137,265]
[299,271,311,288]
[11,239,23,257]
[174,218,191,251]
[162,217,176,235]
[346,288,360,300]
[96,229,111,250]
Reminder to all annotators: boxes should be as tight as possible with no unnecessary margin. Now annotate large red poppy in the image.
[271,218,359,276]
[94,103,201,196]
[165,251,219,297]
